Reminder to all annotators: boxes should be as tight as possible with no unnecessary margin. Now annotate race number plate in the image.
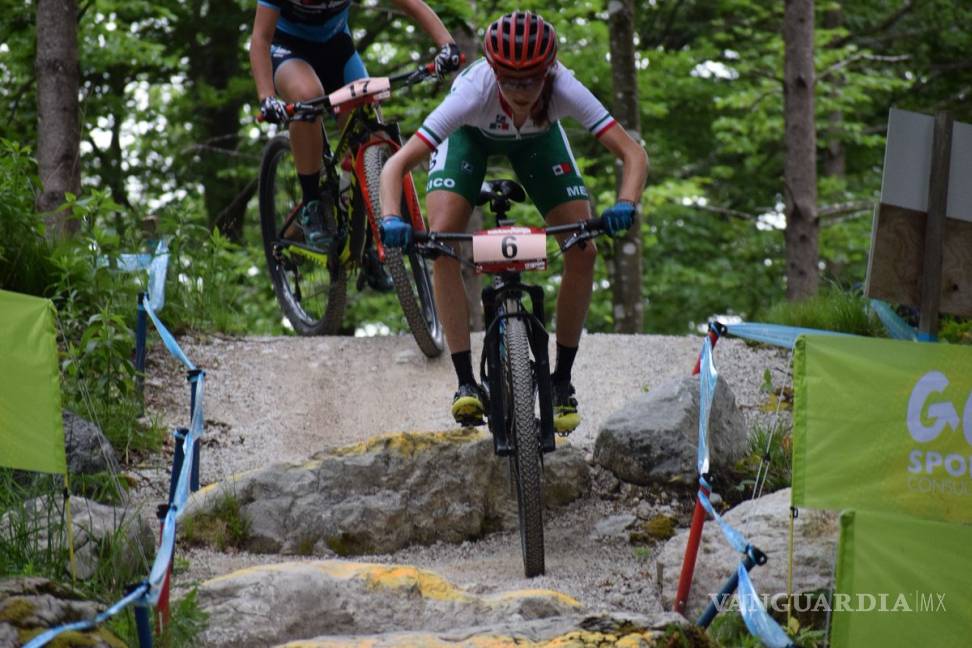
[472,227,548,274]
[328,77,391,114]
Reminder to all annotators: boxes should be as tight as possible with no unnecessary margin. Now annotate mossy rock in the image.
[629,515,677,544]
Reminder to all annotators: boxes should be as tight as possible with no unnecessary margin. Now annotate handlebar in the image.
[412,218,606,265]
[257,55,465,123]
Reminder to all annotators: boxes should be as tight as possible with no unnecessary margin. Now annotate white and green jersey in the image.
[415,59,617,149]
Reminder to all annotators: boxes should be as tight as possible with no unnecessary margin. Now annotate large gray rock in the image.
[64,410,119,475]
[656,488,839,619]
[184,429,591,556]
[195,560,688,648]
[0,577,126,647]
[593,375,747,487]
[278,612,692,647]
[0,496,156,580]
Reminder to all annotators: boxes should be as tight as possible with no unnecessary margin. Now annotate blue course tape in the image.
[108,240,170,310]
[143,297,195,371]
[698,487,749,554]
[28,295,204,645]
[725,322,852,349]
[869,300,917,341]
[738,564,795,648]
[24,583,150,647]
[697,334,718,476]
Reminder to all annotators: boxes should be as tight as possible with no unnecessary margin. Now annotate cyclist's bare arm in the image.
[391,0,454,47]
[249,5,280,101]
[379,135,432,218]
[597,124,649,204]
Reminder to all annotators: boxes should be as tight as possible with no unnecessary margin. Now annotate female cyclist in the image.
[250,0,460,251]
[379,11,648,432]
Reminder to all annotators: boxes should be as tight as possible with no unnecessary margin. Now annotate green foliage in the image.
[939,317,972,345]
[0,472,70,581]
[156,588,209,648]
[179,492,251,552]
[0,140,53,294]
[734,421,793,497]
[760,285,884,336]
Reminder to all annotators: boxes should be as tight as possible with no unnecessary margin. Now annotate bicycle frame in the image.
[291,86,425,267]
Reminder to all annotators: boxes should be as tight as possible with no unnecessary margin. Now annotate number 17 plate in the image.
[472,226,548,274]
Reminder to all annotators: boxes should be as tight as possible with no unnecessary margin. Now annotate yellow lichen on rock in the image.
[361,565,474,602]
[331,428,487,458]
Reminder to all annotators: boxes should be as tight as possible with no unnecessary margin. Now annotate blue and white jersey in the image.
[416,59,617,148]
[258,0,352,43]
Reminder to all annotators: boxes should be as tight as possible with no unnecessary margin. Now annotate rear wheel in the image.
[502,303,544,577]
[259,134,347,335]
[361,144,443,357]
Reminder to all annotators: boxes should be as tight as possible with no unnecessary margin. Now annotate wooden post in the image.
[918,112,953,341]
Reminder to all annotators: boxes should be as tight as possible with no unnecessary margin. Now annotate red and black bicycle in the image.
[258,63,444,357]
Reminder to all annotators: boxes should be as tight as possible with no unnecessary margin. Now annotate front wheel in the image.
[503,304,545,577]
[258,134,347,335]
[361,144,443,358]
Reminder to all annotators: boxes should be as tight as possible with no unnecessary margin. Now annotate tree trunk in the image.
[783,0,819,300]
[35,0,81,239]
[607,0,644,332]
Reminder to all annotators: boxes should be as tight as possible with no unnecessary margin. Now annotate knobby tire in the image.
[503,304,545,577]
[361,144,443,358]
[258,134,346,335]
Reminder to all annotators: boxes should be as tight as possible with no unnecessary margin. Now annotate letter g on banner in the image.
[907,371,961,443]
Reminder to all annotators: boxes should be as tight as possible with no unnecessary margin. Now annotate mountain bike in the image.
[258,64,445,357]
[413,179,607,577]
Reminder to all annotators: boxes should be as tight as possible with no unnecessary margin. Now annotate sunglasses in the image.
[495,73,547,91]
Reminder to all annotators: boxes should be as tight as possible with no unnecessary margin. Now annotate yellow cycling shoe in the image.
[553,381,581,434]
[452,383,486,425]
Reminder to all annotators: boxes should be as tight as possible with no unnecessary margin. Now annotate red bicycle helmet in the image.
[483,11,558,77]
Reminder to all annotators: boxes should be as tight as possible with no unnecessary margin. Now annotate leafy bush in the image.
[760,284,883,336]
[0,140,55,294]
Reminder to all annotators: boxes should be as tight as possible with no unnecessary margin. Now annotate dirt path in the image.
[140,331,790,618]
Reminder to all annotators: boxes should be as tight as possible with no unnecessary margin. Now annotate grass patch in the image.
[179,492,250,552]
[760,285,883,336]
[731,421,793,499]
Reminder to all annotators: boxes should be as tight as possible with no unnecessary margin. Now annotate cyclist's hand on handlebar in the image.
[601,200,637,237]
[434,43,462,76]
[380,215,413,250]
[260,96,289,124]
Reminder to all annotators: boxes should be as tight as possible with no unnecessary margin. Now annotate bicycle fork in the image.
[480,282,556,457]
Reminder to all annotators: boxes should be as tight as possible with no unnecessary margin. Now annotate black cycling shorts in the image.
[269,30,368,94]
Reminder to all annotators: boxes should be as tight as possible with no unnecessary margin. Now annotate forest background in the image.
[3,0,972,338]
[2,2,972,642]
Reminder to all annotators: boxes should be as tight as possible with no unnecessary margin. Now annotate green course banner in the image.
[831,510,971,648]
[793,335,972,523]
[0,290,65,474]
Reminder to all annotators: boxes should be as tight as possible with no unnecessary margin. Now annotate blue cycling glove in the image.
[379,215,413,249]
[602,200,636,237]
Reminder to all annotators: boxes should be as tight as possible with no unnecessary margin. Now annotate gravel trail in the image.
[140,331,791,617]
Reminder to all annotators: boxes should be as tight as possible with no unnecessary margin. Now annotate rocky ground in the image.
[134,331,793,638]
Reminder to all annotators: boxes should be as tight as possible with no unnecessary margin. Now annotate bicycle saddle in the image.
[477,179,526,206]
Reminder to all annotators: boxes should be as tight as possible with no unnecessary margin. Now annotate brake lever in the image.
[559,229,599,254]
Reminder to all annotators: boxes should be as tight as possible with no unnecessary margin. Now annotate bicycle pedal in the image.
[457,416,485,428]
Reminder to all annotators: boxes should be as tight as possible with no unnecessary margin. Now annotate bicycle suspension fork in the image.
[480,280,556,456]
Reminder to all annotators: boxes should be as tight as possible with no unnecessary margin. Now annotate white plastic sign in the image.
[328,77,391,112]
[472,227,547,268]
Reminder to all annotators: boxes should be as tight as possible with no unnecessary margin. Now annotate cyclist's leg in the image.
[510,123,596,348]
[426,128,487,356]
[271,55,325,176]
